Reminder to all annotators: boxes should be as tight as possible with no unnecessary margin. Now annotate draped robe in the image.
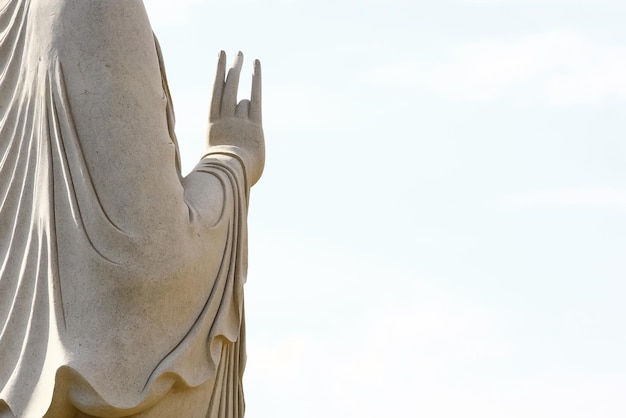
[0,1,250,416]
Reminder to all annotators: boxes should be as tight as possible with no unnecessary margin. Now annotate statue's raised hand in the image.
[207,51,265,186]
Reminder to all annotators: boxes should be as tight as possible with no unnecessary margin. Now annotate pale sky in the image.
[144,1,626,416]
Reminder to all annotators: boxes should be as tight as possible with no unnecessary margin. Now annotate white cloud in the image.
[498,187,626,210]
[244,228,515,416]
[245,277,626,417]
[243,226,626,417]
[263,83,371,134]
[361,31,626,105]
[245,283,512,417]
[143,0,202,26]
[462,0,626,4]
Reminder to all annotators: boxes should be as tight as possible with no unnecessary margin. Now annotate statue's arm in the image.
[182,51,264,224]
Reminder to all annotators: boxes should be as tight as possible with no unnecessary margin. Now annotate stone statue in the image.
[0,1,264,417]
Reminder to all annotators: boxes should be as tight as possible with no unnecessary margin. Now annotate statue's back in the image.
[0,1,252,417]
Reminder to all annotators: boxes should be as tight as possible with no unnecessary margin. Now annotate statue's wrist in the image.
[203,145,264,187]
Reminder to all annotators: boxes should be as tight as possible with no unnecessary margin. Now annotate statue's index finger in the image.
[249,59,262,123]
[221,52,244,117]
[210,51,226,122]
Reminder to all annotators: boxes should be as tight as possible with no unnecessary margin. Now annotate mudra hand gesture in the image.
[207,51,265,186]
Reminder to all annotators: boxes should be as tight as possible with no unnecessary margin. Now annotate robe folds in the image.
[0,1,249,416]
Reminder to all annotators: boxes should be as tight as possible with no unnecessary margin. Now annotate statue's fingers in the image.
[221,51,243,117]
[236,100,250,118]
[210,51,226,122]
[249,59,262,123]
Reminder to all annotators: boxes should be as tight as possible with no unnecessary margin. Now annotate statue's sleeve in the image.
[143,147,250,417]
[184,146,251,226]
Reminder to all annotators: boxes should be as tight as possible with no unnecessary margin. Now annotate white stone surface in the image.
[0,1,264,417]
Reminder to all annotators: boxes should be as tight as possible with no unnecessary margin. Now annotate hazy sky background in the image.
[144,1,626,416]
